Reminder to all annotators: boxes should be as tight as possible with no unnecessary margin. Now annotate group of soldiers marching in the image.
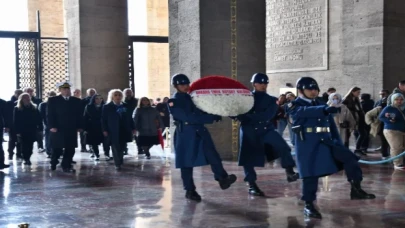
[168,73,375,219]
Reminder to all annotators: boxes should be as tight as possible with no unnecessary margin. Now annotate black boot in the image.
[350,180,376,200]
[218,174,237,190]
[185,190,202,202]
[304,202,322,219]
[286,167,299,182]
[248,182,265,196]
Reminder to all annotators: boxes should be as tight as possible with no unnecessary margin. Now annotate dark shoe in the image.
[90,153,95,158]
[80,149,88,152]
[38,149,45,153]
[105,156,113,161]
[71,161,77,164]
[24,160,32,165]
[47,155,51,159]
[51,165,56,171]
[62,168,76,173]
[95,155,100,161]
[304,202,322,219]
[115,166,121,170]
[146,156,151,160]
[248,182,265,196]
[185,190,202,202]
[0,164,10,169]
[286,168,299,182]
[218,174,237,190]
[350,180,376,200]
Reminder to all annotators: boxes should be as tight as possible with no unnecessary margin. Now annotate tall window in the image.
[128,0,169,101]
[0,0,28,100]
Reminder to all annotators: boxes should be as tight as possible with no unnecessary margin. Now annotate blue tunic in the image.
[237,91,289,167]
[168,92,222,169]
[287,97,347,178]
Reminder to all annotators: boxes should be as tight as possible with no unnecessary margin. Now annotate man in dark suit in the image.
[38,91,57,158]
[7,89,23,160]
[123,88,138,155]
[47,82,83,172]
[0,98,10,170]
[79,88,96,152]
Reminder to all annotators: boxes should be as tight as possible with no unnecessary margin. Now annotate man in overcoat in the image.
[287,77,375,219]
[47,82,83,172]
[236,73,298,196]
[168,73,237,202]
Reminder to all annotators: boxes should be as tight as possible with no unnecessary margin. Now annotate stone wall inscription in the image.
[266,0,328,73]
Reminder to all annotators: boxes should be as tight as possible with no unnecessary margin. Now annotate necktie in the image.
[65,97,69,101]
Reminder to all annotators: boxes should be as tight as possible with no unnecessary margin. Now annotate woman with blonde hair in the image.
[379,93,405,169]
[132,97,164,159]
[102,89,135,170]
[342,87,366,155]
[13,93,43,165]
[327,93,356,141]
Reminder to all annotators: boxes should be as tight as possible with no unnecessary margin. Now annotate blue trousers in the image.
[181,162,228,191]
[301,144,363,202]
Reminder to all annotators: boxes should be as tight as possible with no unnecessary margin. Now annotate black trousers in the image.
[111,141,126,166]
[36,132,44,149]
[21,139,34,161]
[80,132,87,150]
[8,130,21,157]
[344,122,368,150]
[91,144,100,156]
[103,137,111,156]
[51,147,75,169]
[0,131,4,165]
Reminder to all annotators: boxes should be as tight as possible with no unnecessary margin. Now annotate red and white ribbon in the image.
[190,89,252,96]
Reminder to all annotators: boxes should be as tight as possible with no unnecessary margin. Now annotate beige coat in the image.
[365,106,382,137]
[332,104,357,131]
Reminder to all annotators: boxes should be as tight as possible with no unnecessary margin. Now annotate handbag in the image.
[339,121,350,128]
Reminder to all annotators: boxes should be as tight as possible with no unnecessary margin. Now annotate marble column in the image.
[169,0,266,160]
[65,0,129,97]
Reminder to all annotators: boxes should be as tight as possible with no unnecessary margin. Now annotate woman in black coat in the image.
[13,93,43,165]
[102,89,135,170]
[84,95,104,161]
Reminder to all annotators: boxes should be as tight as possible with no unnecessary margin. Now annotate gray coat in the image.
[132,106,164,136]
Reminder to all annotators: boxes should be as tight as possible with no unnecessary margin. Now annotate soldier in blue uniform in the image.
[235,73,298,196]
[287,77,375,219]
[168,73,237,202]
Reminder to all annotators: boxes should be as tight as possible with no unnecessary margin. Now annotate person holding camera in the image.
[327,93,356,144]
[379,93,405,169]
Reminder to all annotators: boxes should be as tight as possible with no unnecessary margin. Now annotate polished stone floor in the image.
[1,142,405,228]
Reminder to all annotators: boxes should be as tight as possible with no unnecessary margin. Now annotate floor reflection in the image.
[0,147,405,227]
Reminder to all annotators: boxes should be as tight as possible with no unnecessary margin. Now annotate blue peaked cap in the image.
[250,73,269,84]
[171,74,190,86]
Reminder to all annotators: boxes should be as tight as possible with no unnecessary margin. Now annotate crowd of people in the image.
[275,80,405,170]
[0,84,170,172]
[1,75,405,219]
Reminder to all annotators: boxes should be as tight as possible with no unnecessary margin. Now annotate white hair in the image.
[86,88,97,94]
[107,89,123,103]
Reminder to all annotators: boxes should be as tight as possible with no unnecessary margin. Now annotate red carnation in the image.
[189,75,254,116]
